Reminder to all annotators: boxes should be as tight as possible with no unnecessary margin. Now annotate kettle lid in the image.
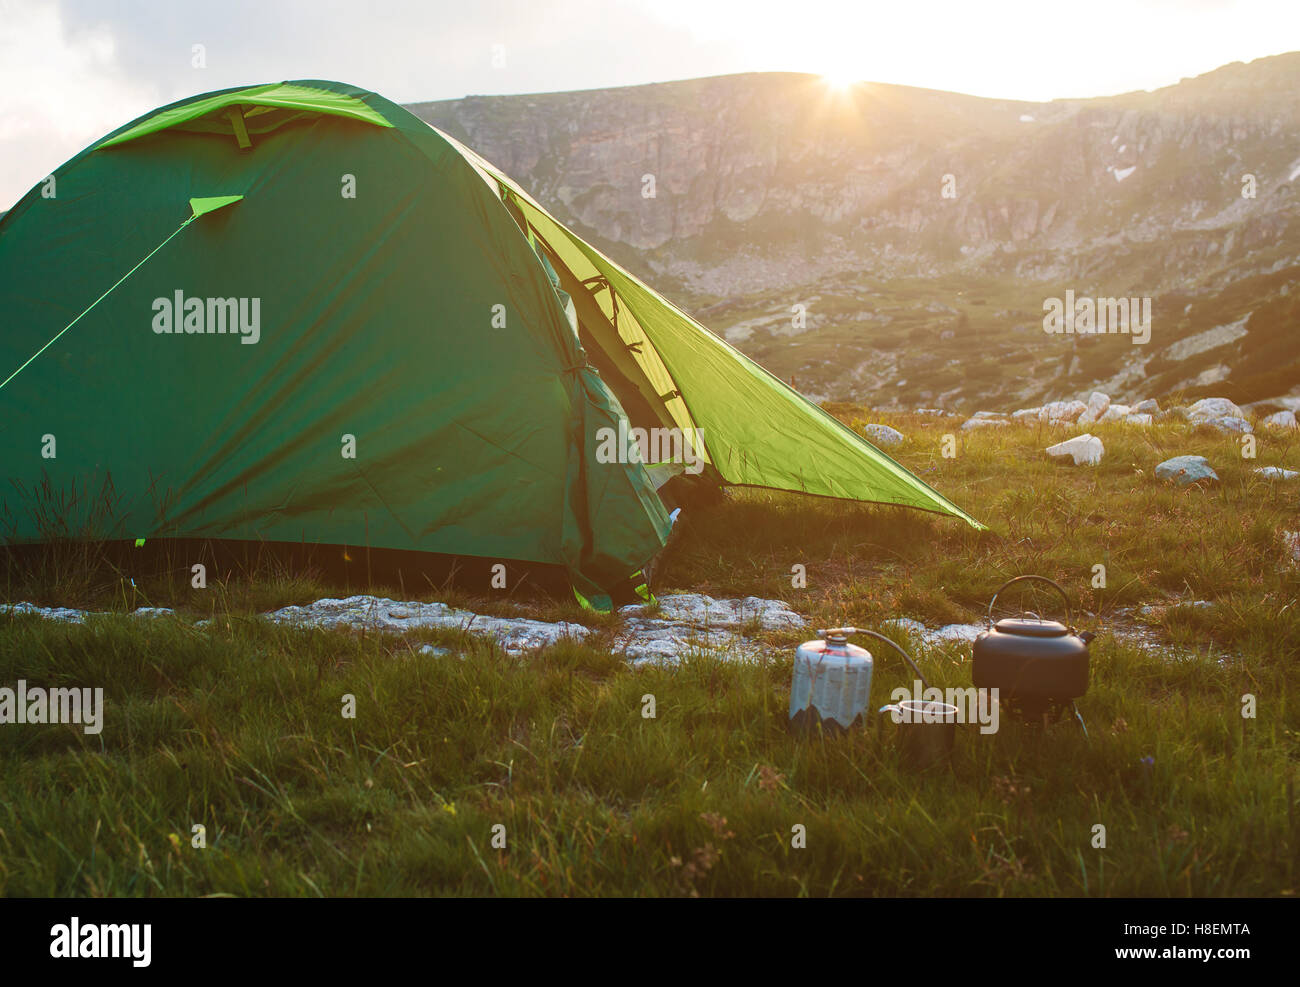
[993,616,1069,638]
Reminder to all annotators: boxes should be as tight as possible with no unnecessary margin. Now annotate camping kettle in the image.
[971,575,1094,729]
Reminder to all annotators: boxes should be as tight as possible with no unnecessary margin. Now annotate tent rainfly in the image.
[0,80,981,609]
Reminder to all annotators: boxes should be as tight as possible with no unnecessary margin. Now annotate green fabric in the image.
[0,210,197,393]
[99,83,392,148]
[190,195,244,218]
[0,78,979,607]
[442,133,983,527]
[0,81,670,600]
[1,197,244,394]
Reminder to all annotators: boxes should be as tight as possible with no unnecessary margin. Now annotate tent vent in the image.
[226,108,252,149]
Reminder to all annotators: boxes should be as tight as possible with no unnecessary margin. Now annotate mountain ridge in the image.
[407,56,1300,410]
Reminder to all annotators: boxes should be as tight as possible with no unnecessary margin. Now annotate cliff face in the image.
[407,56,1300,409]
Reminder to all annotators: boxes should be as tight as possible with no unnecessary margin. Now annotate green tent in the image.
[0,80,980,606]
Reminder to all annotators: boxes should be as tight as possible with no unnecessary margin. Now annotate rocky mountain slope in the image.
[407,56,1300,410]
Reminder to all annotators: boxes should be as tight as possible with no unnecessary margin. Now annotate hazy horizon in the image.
[3,0,1300,209]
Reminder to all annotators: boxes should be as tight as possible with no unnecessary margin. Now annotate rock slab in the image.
[1046,433,1104,465]
[862,423,904,446]
[1156,455,1219,485]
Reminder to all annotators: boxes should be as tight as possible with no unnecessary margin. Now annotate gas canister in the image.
[789,628,874,731]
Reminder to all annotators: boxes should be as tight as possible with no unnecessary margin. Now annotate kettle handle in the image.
[986,575,1072,630]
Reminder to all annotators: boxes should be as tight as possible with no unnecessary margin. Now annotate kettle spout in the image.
[1079,630,1096,645]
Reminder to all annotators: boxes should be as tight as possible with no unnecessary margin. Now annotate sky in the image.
[2,0,1300,209]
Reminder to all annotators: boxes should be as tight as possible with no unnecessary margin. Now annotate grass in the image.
[0,411,1297,896]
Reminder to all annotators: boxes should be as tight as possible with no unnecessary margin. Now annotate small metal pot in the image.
[878,699,959,768]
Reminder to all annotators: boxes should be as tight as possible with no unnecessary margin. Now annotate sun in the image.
[820,68,862,92]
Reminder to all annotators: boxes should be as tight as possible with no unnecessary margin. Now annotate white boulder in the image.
[1131,399,1160,415]
[1262,410,1298,430]
[1201,416,1253,434]
[1046,433,1104,465]
[1254,466,1299,480]
[1125,413,1154,426]
[862,423,905,446]
[1187,397,1244,423]
[1076,391,1111,425]
[1099,403,1132,423]
[1039,400,1088,424]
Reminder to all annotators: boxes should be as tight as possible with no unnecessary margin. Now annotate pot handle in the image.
[986,575,1073,630]
[853,629,931,691]
[812,628,931,689]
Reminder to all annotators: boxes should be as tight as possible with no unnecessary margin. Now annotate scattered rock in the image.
[0,603,175,623]
[612,624,763,665]
[1125,413,1154,426]
[1254,466,1299,480]
[862,423,904,446]
[1155,454,1219,486]
[615,594,805,666]
[1039,400,1088,424]
[1131,398,1160,415]
[1139,600,1215,618]
[1200,416,1252,434]
[1046,433,1104,465]
[889,618,984,649]
[3,591,807,666]
[962,417,1010,429]
[264,596,592,653]
[1076,391,1111,425]
[619,593,805,631]
[1283,531,1300,565]
[0,602,94,623]
[1099,403,1132,423]
[1011,407,1041,422]
[1187,397,1244,423]
[1262,410,1298,430]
